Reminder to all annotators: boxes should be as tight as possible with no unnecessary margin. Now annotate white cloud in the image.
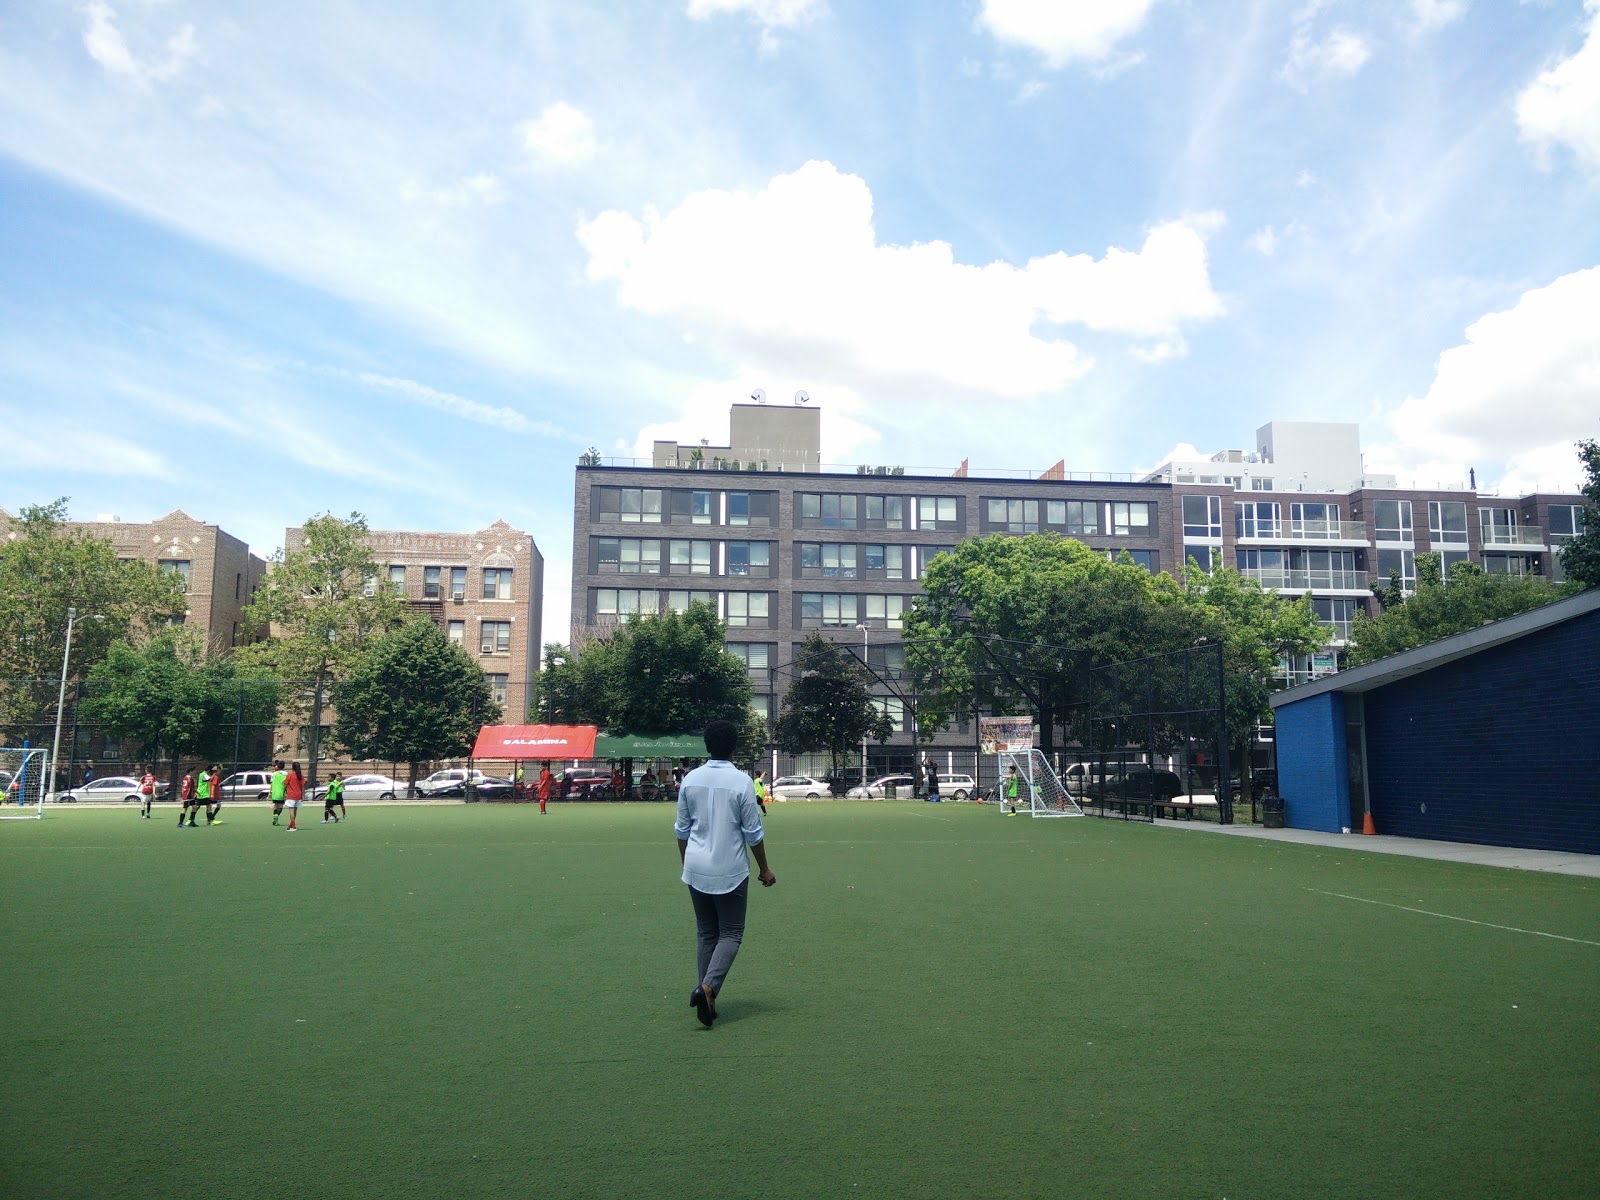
[1409,0,1466,34]
[350,371,572,439]
[686,0,824,30]
[516,102,597,167]
[0,405,174,480]
[1248,225,1279,256]
[399,172,507,207]
[82,1,197,89]
[1516,1,1600,170]
[1375,265,1600,492]
[1282,26,1371,89]
[578,161,1223,398]
[977,0,1157,67]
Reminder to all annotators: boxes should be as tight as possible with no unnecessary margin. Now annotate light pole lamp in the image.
[856,622,869,792]
[49,607,102,797]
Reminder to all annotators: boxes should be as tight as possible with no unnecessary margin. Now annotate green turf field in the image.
[2,803,1596,1199]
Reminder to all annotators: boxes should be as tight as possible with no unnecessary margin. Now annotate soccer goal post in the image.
[0,748,50,820]
[997,748,1084,818]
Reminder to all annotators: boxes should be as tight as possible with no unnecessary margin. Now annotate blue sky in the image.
[2,0,1597,644]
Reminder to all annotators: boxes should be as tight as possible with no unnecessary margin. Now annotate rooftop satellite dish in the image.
[751,388,766,404]
[795,390,810,405]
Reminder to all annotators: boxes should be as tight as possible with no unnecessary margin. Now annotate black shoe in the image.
[691,985,715,1027]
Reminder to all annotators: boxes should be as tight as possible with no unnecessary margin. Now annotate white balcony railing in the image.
[1240,568,1368,591]
[1480,526,1545,546]
[1236,520,1368,541]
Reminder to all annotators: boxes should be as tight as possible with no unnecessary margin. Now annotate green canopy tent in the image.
[592,732,705,759]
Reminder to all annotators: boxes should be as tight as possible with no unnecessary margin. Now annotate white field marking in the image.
[1309,889,1600,947]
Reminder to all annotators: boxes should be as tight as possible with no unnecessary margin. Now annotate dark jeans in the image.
[689,879,749,998]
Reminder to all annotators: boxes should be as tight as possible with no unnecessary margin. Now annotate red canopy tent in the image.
[471,724,598,760]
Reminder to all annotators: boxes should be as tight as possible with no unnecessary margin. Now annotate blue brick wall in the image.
[1274,691,1349,834]
[1363,610,1600,853]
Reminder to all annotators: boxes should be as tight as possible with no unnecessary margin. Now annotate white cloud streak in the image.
[82,1,197,89]
[1516,0,1600,170]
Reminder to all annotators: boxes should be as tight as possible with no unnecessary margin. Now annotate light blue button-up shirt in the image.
[675,759,764,894]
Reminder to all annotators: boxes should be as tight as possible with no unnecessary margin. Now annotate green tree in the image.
[236,512,408,783]
[332,619,499,786]
[905,535,1210,755]
[1349,552,1572,665]
[0,500,185,741]
[1556,438,1600,588]
[1178,563,1327,797]
[80,631,279,785]
[773,634,893,778]
[545,604,753,735]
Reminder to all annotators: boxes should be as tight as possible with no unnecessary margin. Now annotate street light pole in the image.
[49,607,99,798]
[856,622,869,793]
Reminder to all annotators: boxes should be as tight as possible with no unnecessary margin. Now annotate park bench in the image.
[1152,794,1220,821]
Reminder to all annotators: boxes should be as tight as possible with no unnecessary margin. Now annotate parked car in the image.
[310,773,407,802]
[431,775,515,800]
[769,774,830,801]
[416,768,490,796]
[932,772,977,801]
[220,770,274,802]
[846,773,916,799]
[1086,765,1185,803]
[561,767,613,798]
[1061,763,1093,796]
[51,776,171,804]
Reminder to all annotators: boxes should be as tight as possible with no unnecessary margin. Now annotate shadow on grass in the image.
[706,995,792,1026]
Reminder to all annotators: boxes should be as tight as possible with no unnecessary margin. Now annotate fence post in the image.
[1215,642,1232,825]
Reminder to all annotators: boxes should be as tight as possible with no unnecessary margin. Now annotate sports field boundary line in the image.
[1308,888,1600,947]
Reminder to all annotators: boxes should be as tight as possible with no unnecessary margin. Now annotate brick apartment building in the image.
[570,404,1586,774]
[288,520,545,722]
[66,509,269,653]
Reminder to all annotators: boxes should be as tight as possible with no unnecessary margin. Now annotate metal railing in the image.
[1235,520,1369,541]
[1480,526,1546,546]
[1239,568,1368,591]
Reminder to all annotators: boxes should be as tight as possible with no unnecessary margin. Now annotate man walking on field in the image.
[178,769,197,827]
[270,761,287,825]
[206,764,222,825]
[674,720,775,1028]
[139,767,156,818]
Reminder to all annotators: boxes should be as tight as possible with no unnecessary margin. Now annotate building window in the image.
[598,538,662,575]
[424,566,442,599]
[669,539,713,575]
[598,487,665,523]
[480,621,512,655]
[1111,549,1154,570]
[725,592,770,627]
[1236,501,1280,538]
[1548,504,1586,542]
[691,491,714,525]
[799,593,858,627]
[917,546,954,576]
[863,495,905,529]
[1440,549,1471,575]
[1484,553,1539,577]
[1373,499,1414,543]
[871,697,906,733]
[864,544,905,579]
[667,589,715,612]
[917,496,959,530]
[362,573,379,599]
[1312,598,1359,642]
[486,673,509,707]
[1288,502,1340,536]
[1478,507,1519,545]
[863,595,907,629]
[1239,548,1362,589]
[159,559,191,590]
[596,589,660,618]
[749,694,771,721]
[449,567,467,600]
[448,620,465,645]
[727,493,750,526]
[236,572,242,600]
[868,644,907,678]
[1428,501,1468,544]
[986,498,1039,534]
[388,564,406,593]
[726,541,770,576]
[1182,495,1222,539]
[1376,548,1416,591]
[800,493,859,529]
[726,642,772,670]
[1046,500,1096,535]
[1183,545,1220,573]
[1251,478,1275,491]
[800,542,857,579]
[482,568,513,600]
[1110,502,1152,537]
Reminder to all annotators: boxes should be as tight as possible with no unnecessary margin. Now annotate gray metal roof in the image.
[1270,586,1600,707]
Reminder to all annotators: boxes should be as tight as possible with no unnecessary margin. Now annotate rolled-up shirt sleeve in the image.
[674,792,691,841]
[738,782,764,846]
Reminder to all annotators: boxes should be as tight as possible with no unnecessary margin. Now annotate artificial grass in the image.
[1,803,1596,1200]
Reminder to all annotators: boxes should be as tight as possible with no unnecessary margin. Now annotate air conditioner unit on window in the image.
[452,595,465,604]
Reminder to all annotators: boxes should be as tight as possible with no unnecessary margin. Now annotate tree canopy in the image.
[773,634,893,775]
[538,603,754,737]
[80,631,279,780]
[1556,438,1599,589]
[1348,551,1573,665]
[333,619,498,778]
[0,500,186,737]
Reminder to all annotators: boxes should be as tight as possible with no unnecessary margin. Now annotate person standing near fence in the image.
[926,761,941,803]
[674,720,776,1028]
[139,767,156,818]
[206,764,222,825]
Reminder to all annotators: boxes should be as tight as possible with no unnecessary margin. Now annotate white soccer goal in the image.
[0,748,50,820]
[996,748,1084,818]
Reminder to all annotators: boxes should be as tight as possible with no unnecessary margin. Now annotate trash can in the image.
[883,784,896,800]
[1261,791,1285,829]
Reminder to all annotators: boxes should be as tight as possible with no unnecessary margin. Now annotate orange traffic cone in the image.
[1361,810,1376,835]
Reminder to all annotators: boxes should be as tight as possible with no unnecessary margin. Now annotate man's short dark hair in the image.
[703,719,739,760]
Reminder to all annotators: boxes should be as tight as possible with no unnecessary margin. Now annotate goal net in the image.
[997,748,1083,818]
[1,748,50,820]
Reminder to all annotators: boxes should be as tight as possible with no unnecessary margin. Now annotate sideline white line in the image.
[1309,889,1600,947]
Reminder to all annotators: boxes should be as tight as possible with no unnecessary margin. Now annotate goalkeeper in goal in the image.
[1004,766,1023,816]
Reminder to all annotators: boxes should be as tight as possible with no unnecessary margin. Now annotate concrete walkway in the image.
[1154,818,1600,878]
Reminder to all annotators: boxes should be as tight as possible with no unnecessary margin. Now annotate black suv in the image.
[1087,765,1185,803]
